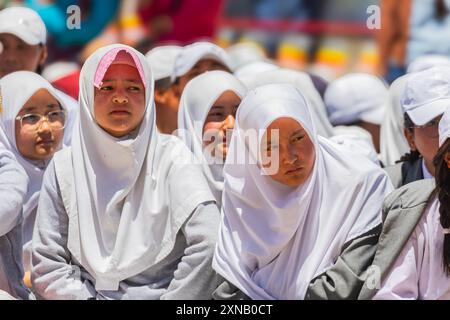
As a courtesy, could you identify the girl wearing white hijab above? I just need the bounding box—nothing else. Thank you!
[177,71,247,206]
[0,71,68,279]
[0,140,33,300]
[212,84,393,300]
[239,68,335,138]
[31,44,221,300]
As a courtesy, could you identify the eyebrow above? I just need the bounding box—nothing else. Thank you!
[292,129,305,136]
[102,79,142,83]
[22,103,61,113]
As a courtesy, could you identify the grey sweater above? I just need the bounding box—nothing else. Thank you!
[0,149,33,300]
[31,159,222,300]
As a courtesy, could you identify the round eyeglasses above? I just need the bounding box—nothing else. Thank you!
[407,118,440,138]
[16,110,67,132]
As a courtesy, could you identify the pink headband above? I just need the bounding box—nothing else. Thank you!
[94,47,147,89]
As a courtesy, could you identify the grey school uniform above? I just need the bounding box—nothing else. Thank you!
[358,179,434,300]
[0,149,34,300]
[384,157,424,189]
[31,148,223,300]
[212,223,383,301]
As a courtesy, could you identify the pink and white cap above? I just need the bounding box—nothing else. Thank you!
[94,47,146,89]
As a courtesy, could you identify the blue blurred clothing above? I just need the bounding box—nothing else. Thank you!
[25,0,119,47]
[407,0,450,65]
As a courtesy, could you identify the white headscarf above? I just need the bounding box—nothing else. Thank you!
[324,73,388,126]
[240,68,334,138]
[379,74,411,166]
[66,44,214,291]
[331,125,380,166]
[177,71,247,206]
[213,84,393,300]
[0,71,69,219]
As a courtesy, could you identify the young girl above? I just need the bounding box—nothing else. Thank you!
[177,70,246,206]
[212,83,393,300]
[0,71,68,280]
[384,67,449,187]
[360,106,450,299]
[239,68,334,138]
[31,44,221,300]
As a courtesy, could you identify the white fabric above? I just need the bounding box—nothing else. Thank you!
[331,125,380,166]
[171,42,232,82]
[226,42,267,70]
[439,106,450,147]
[407,55,450,74]
[42,62,80,83]
[177,70,247,206]
[380,75,411,166]
[0,7,46,45]
[0,71,69,220]
[402,66,450,126]
[374,198,450,300]
[324,73,388,126]
[421,159,434,180]
[213,83,393,300]
[240,68,334,138]
[234,61,279,83]
[145,45,182,81]
[67,44,213,291]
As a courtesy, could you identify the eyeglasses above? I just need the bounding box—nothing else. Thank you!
[16,110,67,132]
[407,118,440,138]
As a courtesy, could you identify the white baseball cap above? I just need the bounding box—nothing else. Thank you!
[439,106,450,147]
[407,54,450,74]
[0,7,46,45]
[402,66,450,126]
[324,73,388,126]
[145,45,182,81]
[171,42,232,82]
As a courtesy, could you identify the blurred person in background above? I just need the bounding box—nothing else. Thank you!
[377,0,450,84]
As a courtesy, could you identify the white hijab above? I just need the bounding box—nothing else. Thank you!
[177,70,247,206]
[240,68,334,138]
[66,44,214,291]
[0,71,68,219]
[213,84,393,300]
[379,74,411,166]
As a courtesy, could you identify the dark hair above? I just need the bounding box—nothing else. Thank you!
[396,113,421,163]
[436,0,449,20]
[432,139,450,275]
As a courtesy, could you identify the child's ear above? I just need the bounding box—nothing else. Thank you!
[154,88,167,105]
[403,128,417,151]
[39,45,48,67]
[444,151,450,169]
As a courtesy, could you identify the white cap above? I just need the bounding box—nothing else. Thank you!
[226,42,267,70]
[42,62,80,82]
[407,54,450,74]
[0,7,46,45]
[439,106,450,147]
[402,66,450,126]
[171,42,232,82]
[145,45,182,81]
[324,73,388,126]
[234,60,279,79]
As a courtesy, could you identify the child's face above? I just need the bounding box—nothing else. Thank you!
[94,64,146,138]
[0,33,47,78]
[261,117,316,188]
[203,91,241,161]
[15,89,65,161]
